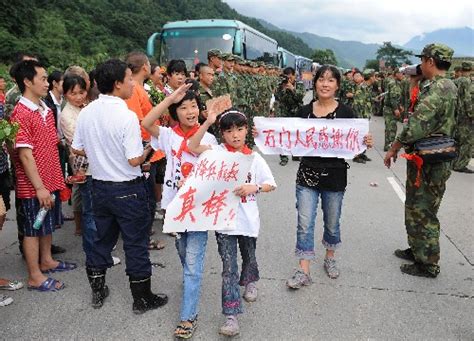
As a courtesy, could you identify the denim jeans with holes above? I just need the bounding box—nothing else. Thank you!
[175,231,208,321]
[295,184,344,260]
[216,232,259,316]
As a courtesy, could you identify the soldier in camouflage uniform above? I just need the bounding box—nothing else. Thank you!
[339,71,355,107]
[400,72,411,122]
[384,43,457,278]
[353,69,376,163]
[274,67,305,165]
[453,66,462,80]
[452,61,473,173]
[382,70,403,151]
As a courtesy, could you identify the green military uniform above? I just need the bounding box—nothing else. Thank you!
[383,77,402,150]
[452,62,473,172]
[339,77,355,107]
[352,81,372,119]
[396,44,457,277]
[4,85,21,119]
[400,77,411,120]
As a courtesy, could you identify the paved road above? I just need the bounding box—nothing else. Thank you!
[1,114,473,340]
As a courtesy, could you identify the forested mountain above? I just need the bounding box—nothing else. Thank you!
[0,0,313,68]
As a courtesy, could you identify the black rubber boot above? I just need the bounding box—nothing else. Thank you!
[400,263,439,278]
[86,268,109,309]
[394,248,415,261]
[129,276,168,314]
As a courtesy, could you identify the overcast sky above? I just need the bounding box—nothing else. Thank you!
[224,0,474,44]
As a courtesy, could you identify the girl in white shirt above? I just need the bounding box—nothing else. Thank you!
[188,109,276,337]
[142,83,217,339]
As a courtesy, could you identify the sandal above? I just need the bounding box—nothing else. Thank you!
[148,239,165,250]
[42,261,78,274]
[174,319,198,339]
[27,277,65,292]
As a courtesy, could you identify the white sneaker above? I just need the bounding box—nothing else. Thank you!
[0,294,13,307]
[112,256,121,266]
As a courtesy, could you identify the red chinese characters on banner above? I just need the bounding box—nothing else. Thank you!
[345,128,360,152]
[194,158,239,182]
[173,186,197,223]
[201,189,229,225]
[262,126,361,152]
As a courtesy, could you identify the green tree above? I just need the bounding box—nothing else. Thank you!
[364,59,380,71]
[376,42,412,68]
[311,49,338,66]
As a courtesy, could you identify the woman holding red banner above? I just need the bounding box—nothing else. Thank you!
[286,65,373,288]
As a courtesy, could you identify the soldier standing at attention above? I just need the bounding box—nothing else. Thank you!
[198,65,215,110]
[452,61,473,173]
[383,70,403,151]
[207,49,223,74]
[384,43,457,278]
[453,66,462,80]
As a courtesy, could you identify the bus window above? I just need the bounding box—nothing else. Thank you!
[244,30,278,64]
[161,27,236,67]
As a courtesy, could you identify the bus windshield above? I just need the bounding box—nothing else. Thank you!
[160,27,236,67]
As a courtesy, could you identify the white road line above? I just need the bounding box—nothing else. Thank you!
[387,177,406,203]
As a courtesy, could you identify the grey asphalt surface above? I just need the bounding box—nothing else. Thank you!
[1,107,473,340]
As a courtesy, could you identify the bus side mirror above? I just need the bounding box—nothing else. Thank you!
[146,31,162,58]
[233,30,242,55]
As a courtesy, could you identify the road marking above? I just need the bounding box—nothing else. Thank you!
[387,177,405,203]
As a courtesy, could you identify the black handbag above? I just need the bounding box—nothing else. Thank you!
[414,135,457,163]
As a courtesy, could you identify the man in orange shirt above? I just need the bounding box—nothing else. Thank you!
[125,52,165,250]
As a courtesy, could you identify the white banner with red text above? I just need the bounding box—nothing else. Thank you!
[163,149,253,233]
[254,117,369,159]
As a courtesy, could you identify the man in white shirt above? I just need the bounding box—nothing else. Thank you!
[72,59,167,313]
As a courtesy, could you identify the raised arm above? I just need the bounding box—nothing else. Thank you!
[188,109,218,155]
[142,83,192,137]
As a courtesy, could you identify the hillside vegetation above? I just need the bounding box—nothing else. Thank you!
[0,0,313,69]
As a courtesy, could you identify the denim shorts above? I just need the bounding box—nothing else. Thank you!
[21,191,60,237]
[295,184,344,259]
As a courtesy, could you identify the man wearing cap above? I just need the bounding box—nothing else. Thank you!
[453,66,462,79]
[452,61,473,173]
[384,43,458,278]
[207,49,223,73]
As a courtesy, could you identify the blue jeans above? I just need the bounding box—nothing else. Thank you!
[79,176,96,260]
[295,184,344,260]
[145,163,157,231]
[216,233,259,316]
[175,231,208,321]
[87,178,151,278]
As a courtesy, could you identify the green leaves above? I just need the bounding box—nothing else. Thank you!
[0,120,19,143]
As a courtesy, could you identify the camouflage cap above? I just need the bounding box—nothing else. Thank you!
[453,66,462,72]
[222,53,236,61]
[362,68,375,77]
[415,43,454,63]
[461,61,472,71]
[207,49,223,59]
